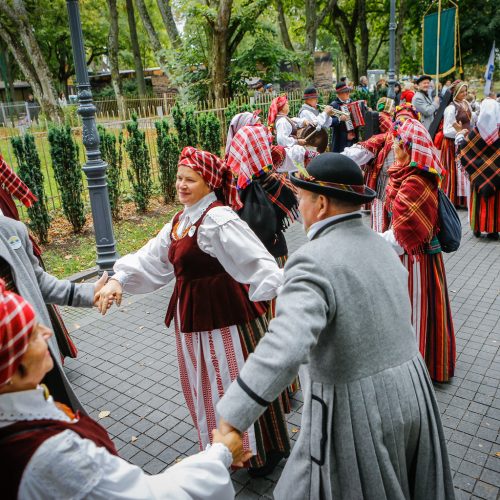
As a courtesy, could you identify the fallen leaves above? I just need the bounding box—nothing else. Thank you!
[291,428,299,434]
[131,436,138,443]
[98,410,111,419]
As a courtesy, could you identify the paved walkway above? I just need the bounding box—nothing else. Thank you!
[61,211,500,499]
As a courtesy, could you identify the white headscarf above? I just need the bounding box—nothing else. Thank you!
[225,111,261,156]
[477,98,500,145]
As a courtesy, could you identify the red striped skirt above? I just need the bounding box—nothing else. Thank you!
[441,137,468,208]
[175,311,290,468]
[469,188,500,234]
[402,252,456,382]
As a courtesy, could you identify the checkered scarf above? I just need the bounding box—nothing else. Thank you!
[267,95,288,130]
[226,125,273,190]
[0,155,37,208]
[379,112,393,133]
[0,280,36,386]
[225,111,261,156]
[178,146,242,211]
[359,132,394,190]
[392,118,445,178]
[385,161,439,255]
[459,129,500,198]
[270,145,286,170]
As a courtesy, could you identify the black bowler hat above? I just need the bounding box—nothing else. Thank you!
[290,153,376,203]
[303,86,319,99]
[335,81,351,94]
[416,75,432,84]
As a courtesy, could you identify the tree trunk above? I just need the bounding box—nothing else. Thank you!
[210,0,233,100]
[357,0,369,80]
[126,0,147,97]
[275,0,294,51]
[0,0,61,121]
[156,0,181,48]
[106,0,125,119]
[331,4,359,84]
[134,0,169,72]
[395,0,408,79]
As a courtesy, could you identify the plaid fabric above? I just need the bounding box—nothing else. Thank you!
[459,129,500,197]
[385,162,439,255]
[270,145,286,170]
[178,146,242,210]
[392,103,421,122]
[225,111,261,156]
[267,95,287,130]
[0,155,37,208]
[379,112,393,133]
[226,125,273,190]
[392,118,445,178]
[260,172,299,230]
[0,280,36,386]
[359,132,394,191]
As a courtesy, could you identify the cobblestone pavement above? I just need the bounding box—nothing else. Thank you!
[61,211,500,499]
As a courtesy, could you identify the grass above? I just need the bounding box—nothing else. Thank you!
[40,196,181,278]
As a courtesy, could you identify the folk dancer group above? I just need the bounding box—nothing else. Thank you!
[3,87,499,499]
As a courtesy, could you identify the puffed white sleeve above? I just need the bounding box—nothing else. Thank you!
[112,222,175,294]
[379,229,405,256]
[197,206,283,301]
[316,111,332,128]
[20,430,234,500]
[342,144,374,166]
[276,119,298,147]
[443,105,457,138]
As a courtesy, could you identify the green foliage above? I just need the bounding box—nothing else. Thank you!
[197,112,222,155]
[47,125,86,233]
[172,102,198,149]
[125,114,153,212]
[11,134,51,243]
[155,119,180,203]
[98,126,123,220]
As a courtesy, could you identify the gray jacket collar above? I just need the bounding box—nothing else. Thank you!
[309,212,362,240]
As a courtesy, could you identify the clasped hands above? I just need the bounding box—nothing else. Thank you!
[214,418,253,466]
[93,273,123,315]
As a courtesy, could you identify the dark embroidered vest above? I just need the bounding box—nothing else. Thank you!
[0,415,118,500]
[452,102,472,131]
[165,201,267,332]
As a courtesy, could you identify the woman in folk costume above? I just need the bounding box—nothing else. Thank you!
[343,102,419,232]
[0,283,249,500]
[97,146,291,476]
[381,118,456,382]
[226,124,299,266]
[268,94,317,167]
[457,98,500,240]
[441,80,477,208]
[0,155,78,361]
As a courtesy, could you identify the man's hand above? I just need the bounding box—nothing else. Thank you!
[95,278,123,314]
[93,271,108,297]
[213,428,253,466]
[340,114,349,122]
[297,138,307,146]
[323,105,334,116]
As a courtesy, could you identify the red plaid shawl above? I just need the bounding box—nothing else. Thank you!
[178,147,242,210]
[0,155,37,208]
[379,112,393,133]
[360,132,394,190]
[459,128,500,197]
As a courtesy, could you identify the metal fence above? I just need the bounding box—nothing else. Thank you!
[2,89,331,219]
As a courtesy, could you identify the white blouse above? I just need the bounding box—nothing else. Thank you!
[342,144,375,167]
[1,387,234,500]
[112,192,283,301]
[443,102,477,139]
[275,116,305,147]
[298,105,333,129]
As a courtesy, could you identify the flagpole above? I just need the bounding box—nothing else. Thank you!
[435,0,442,91]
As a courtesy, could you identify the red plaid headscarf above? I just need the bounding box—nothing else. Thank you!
[392,118,445,178]
[225,111,261,156]
[267,95,288,130]
[0,155,37,208]
[270,145,286,170]
[0,280,36,386]
[178,147,242,210]
[226,125,273,190]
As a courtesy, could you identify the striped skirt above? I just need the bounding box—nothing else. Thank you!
[402,252,456,382]
[441,138,468,208]
[175,312,290,468]
[469,188,500,234]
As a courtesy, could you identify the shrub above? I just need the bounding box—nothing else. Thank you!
[197,112,222,155]
[11,133,51,243]
[172,101,198,149]
[47,125,86,233]
[155,119,180,204]
[98,125,123,220]
[125,114,152,212]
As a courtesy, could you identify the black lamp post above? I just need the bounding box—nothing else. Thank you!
[66,0,119,273]
[387,0,396,99]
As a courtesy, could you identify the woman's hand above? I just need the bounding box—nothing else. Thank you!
[212,429,253,466]
[452,120,463,132]
[95,279,123,315]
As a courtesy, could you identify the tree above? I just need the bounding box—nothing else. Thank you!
[125,0,147,97]
[156,0,181,48]
[275,0,294,52]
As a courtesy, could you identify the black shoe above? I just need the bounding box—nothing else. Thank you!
[248,451,288,478]
[473,230,481,238]
[486,232,499,241]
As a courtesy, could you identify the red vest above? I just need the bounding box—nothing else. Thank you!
[0,415,118,500]
[165,201,267,332]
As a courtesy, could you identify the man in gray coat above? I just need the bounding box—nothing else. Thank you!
[412,74,440,129]
[0,216,107,409]
[217,154,454,499]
